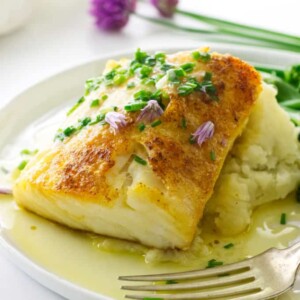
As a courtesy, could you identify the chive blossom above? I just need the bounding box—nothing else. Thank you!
[133,154,147,165]
[280,213,287,225]
[105,112,127,134]
[137,100,164,123]
[192,121,215,146]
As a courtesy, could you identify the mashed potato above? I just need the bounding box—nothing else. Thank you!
[205,83,300,235]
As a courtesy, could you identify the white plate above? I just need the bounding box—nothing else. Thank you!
[0,45,300,300]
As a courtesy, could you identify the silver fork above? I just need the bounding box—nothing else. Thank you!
[119,242,300,299]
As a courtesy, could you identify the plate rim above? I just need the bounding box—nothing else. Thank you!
[1,43,300,300]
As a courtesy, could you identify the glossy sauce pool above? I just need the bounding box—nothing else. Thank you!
[0,194,300,299]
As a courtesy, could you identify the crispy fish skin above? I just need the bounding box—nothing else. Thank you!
[13,49,262,249]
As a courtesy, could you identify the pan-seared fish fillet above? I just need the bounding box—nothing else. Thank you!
[13,48,261,249]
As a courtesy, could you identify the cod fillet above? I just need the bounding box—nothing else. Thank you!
[13,48,261,249]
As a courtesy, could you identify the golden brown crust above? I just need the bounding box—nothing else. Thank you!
[15,49,262,237]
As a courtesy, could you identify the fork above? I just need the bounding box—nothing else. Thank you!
[119,242,300,300]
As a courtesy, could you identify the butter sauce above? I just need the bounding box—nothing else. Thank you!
[0,194,300,299]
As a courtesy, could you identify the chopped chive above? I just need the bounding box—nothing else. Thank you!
[178,79,198,96]
[181,118,187,129]
[63,126,77,137]
[90,99,100,107]
[206,259,223,268]
[113,74,127,85]
[79,117,92,128]
[137,65,153,79]
[192,51,211,62]
[160,63,174,72]
[189,135,196,144]
[102,95,108,100]
[210,150,216,161]
[181,62,196,73]
[151,120,162,127]
[138,123,146,132]
[20,149,38,155]
[133,155,147,166]
[90,113,105,125]
[166,280,178,284]
[298,133,300,142]
[134,90,153,101]
[124,102,148,112]
[280,213,287,225]
[224,243,234,249]
[18,160,28,171]
[154,52,166,63]
[127,82,136,89]
[297,186,300,203]
[67,97,85,116]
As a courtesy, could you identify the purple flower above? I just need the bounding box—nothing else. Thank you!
[105,111,127,133]
[0,187,12,195]
[90,0,136,31]
[192,121,215,146]
[137,100,164,123]
[150,0,179,17]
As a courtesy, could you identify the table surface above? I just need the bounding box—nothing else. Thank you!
[0,0,299,299]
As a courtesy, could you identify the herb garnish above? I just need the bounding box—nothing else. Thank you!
[18,160,28,171]
[192,51,211,62]
[280,213,287,225]
[127,82,136,89]
[133,154,147,165]
[90,99,100,107]
[181,118,187,129]
[206,259,223,268]
[166,280,178,284]
[124,101,148,112]
[210,150,216,161]
[181,62,196,73]
[224,243,234,249]
[297,186,300,203]
[67,97,85,116]
[20,149,38,155]
[138,123,146,132]
[151,120,162,127]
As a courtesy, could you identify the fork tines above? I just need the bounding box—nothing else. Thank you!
[119,259,265,299]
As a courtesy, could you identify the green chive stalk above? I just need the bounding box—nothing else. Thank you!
[134,9,300,53]
[176,9,300,51]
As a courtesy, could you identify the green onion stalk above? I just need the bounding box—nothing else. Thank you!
[134,7,300,53]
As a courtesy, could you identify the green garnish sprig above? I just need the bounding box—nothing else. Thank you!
[206,259,224,268]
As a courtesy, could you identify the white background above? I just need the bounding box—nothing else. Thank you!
[0,0,299,299]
